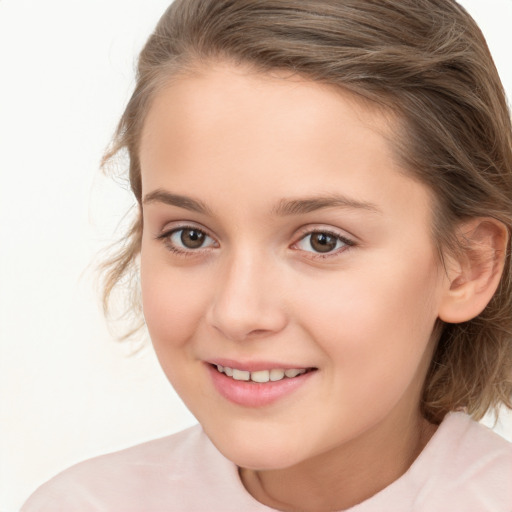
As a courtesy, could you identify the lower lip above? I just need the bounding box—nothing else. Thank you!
[207,364,315,407]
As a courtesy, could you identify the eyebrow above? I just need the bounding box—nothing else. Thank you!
[273,194,381,216]
[143,189,212,215]
[142,189,381,217]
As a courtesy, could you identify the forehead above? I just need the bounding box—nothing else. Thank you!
[140,62,398,167]
[139,62,431,224]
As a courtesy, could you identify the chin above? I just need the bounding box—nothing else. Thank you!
[221,444,301,471]
[203,423,310,470]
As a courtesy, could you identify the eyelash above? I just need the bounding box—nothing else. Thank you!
[292,229,355,259]
[156,225,217,258]
[155,225,356,260]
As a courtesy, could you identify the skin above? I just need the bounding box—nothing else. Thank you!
[138,62,448,511]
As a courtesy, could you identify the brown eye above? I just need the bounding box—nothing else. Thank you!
[180,228,206,249]
[162,227,217,252]
[295,230,352,256]
[310,233,338,253]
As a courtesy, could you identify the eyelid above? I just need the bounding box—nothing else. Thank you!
[156,220,215,238]
[291,225,356,258]
[155,222,219,255]
[293,224,356,242]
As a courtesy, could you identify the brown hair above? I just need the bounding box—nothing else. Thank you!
[101,0,512,423]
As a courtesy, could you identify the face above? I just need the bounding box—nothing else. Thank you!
[139,63,448,470]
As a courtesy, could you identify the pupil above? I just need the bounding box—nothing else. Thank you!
[181,229,205,249]
[311,233,337,253]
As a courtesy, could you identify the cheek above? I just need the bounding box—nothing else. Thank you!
[140,255,209,350]
[294,253,441,382]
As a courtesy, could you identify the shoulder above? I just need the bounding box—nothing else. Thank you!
[423,411,512,473]
[411,412,512,512]
[21,424,258,512]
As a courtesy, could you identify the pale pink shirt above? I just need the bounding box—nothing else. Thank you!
[22,412,512,511]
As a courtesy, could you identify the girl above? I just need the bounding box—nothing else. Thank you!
[22,0,512,510]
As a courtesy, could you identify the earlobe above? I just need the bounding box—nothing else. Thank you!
[438,218,508,324]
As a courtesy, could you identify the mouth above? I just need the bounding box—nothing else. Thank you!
[212,364,315,383]
[207,362,318,407]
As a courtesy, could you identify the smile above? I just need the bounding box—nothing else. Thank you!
[215,364,308,383]
[208,362,317,407]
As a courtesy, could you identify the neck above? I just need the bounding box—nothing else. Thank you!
[240,410,437,512]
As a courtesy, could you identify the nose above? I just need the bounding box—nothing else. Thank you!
[206,249,288,342]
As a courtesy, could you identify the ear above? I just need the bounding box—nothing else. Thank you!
[439,218,509,324]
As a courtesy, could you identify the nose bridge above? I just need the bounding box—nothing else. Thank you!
[207,244,287,341]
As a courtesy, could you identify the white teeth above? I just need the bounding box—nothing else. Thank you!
[251,370,270,383]
[269,369,285,381]
[232,369,250,381]
[215,365,308,382]
[284,369,306,378]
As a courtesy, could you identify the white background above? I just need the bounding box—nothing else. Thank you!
[0,1,511,511]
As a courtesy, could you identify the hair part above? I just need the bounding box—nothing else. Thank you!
[100,0,512,423]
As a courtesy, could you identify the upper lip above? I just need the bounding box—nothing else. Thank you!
[207,358,315,372]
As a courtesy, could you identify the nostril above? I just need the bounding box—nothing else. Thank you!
[248,329,270,336]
